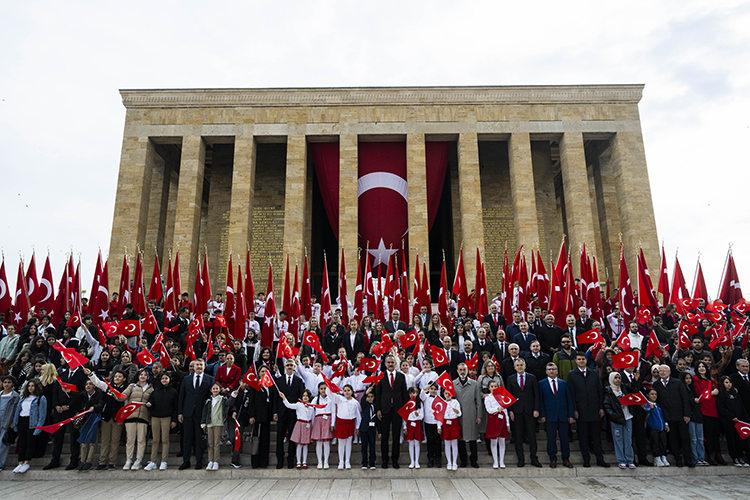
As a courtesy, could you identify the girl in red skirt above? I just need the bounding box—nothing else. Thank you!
[311,382,333,469]
[405,387,425,469]
[329,385,362,469]
[484,380,511,469]
[280,390,314,469]
[438,389,462,470]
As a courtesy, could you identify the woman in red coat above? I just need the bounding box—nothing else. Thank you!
[215,353,241,395]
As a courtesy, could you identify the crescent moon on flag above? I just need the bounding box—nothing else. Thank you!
[0,279,5,300]
[357,172,408,201]
[125,323,136,333]
[625,354,634,364]
[40,278,53,303]
[27,279,35,298]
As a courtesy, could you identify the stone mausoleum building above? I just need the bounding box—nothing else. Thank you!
[109,85,658,297]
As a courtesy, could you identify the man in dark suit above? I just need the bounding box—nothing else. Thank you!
[178,358,214,469]
[621,366,651,466]
[500,343,522,381]
[343,319,366,360]
[564,314,582,351]
[44,361,88,470]
[384,309,407,334]
[375,354,409,468]
[521,340,551,381]
[575,306,595,332]
[482,303,507,339]
[273,358,305,469]
[473,327,496,372]
[512,321,537,354]
[537,314,563,356]
[507,358,540,467]
[167,307,190,344]
[505,311,524,339]
[434,336,465,380]
[730,359,750,416]
[654,364,693,467]
[538,363,574,468]
[567,352,610,467]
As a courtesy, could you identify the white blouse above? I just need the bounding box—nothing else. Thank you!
[282,400,315,421]
[329,392,362,428]
[438,398,462,428]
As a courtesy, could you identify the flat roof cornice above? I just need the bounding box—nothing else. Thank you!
[120,85,644,108]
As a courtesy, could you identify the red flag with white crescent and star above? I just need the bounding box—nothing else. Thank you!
[432,395,447,424]
[224,255,235,336]
[492,385,518,408]
[115,402,145,424]
[53,341,89,369]
[435,370,455,397]
[0,257,11,318]
[612,350,640,369]
[301,255,311,320]
[619,392,648,406]
[117,320,140,337]
[92,260,109,327]
[13,261,30,330]
[735,420,750,439]
[359,357,380,373]
[397,398,417,421]
[148,254,163,304]
[261,263,276,348]
[430,345,449,367]
[26,252,39,309]
[319,257,331,333]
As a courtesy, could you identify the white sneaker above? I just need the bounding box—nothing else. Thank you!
[409,463,414,469]
[324,462,329,469]
[213,462,219,470]
[144,461,157,471]
[317,462,323,469]
[493,463,499,469]
[447,464,452,470]
[415,463,420,469]
[206,462,214,470]
[131,459,143,470]
[338,463,344,470]
[19,463,30,473]
[122,459,133,470]
[345,463,351,469]
[653,456,662,467]
[662,456,670,467]
[500,463,506,469]
[159,462,168,470]
[12,464,23,473]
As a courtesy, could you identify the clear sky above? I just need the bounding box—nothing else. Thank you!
[1,0,748,299]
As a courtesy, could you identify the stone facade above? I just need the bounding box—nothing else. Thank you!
[109,85,659,301]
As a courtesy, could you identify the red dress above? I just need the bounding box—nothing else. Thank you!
[441,418,461,440]
[485,410,509,439]
[405,419,424,441]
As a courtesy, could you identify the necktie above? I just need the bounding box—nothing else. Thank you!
[390,372,394,389]
[288,376,292,386]
[195,375,200,390]
[494,314,497,324]
[745,376,749,386]
[552,379,557,396]
[519,374,524,391]
[663,379,667,387]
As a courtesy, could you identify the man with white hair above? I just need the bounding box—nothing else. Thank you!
[653,365,692,467]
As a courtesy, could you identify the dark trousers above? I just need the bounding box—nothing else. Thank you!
[511,413,537,462]
[720,417,749,460]
[276,412,297,466]
[576,419,604,462]
[458,439,478,466]
[182,415,204,464]
[630,406,649,461]
[231,422,243,465]
[544,420,570,462]
[703,416,722,456]
[667,419,692,464]
[648,427,667,456]
[361,428,377,466]
[250,422,271,468]
[380,412,402,465]
[424,423,441,463]
[51,419,80,464]
[17,417,36,462]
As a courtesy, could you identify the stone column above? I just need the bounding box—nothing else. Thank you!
[339,134,359,285]
[283,135,308,296]
[531,141,558,260]
[508,133,541,261]
[610,129,659,277]
[457,132,485,258]
[109,136,156,292]
[143,150,171,280]
[204,145,234,291]
[406,134,429,283]
[592,147,623,276]
[173,136,206,295]
[227,135,257,268]
[559,132,597,276]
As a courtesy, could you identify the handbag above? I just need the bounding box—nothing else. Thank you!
[72,413,88,430]
[2,428,17,445]
[246,424,260,455]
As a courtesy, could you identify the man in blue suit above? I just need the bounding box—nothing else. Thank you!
[512,321,537,354]
[538,362,574,468]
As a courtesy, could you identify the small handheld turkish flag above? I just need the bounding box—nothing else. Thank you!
[612,351,640,369]
[36,410,91,434]
[397,398,417,421]
[735,420,750,439]
[260,370,275,389]
[141,310,158,334]
[645,331,661,358]
[399,330,419,349]
[241,369,262,391]
[616,332,631,351]
[435,370,455,397]
[706,301,728,313]
[164,324,179,333]
[363,372,384,384]
[115,402,145,423]
[117,320,140,337]
[359,357,380,373]
[56,377,78,392]
[430,345,449,367]
[214,315,227,328]
[734,298,750,315]
[465,352,478,371]
[372,334,393,357]
[492,385,518,408]
[234,418,242,452]
[52,341,88,370]
[66,312,82,328]
[333,360,348,378]
[103,378,126,399]
[619,392,647,406]
[432,395,447,424]
[302,332,329,363]
[697,387,712,401]
[576,330,603,345]
[136,349,156,366]
[321,373,342,394]
[189,315,204,333]
[636,308,652,325]
[102,321,119,338]
[709,330,733,350]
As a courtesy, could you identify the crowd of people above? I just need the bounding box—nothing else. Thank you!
[0,288,749,476]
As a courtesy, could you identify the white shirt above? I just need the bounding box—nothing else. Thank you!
[485,393,509,415]
[20,396,36,417]
[420,391,439,424]
[282,400,315,421]
[298,366,325,396]
[438,398,462,428]
[547,377,559,393]
[255,299,265,318]
[607,312,625,337]
[312,395,333,416]
[414,371,438,390]
[329,392,362,427]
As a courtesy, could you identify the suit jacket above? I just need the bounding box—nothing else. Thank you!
[374,370,409,415]
[537,324,563,354]
[482,313,507,337]
[322,330,342,357]
[494,341,510,361]
[178,372,215,418]
[567,367,603,422]
[521,351,551,381]
[730,372,750,416]
[575,318,595,332]
[273,373,304,418]
[538,377,574,422]
[653,377,691,421]
[342,332,366,360]
[384,320,407,334]
[512,332,538,353]
[434,349,465,380]
[506,372,540,415]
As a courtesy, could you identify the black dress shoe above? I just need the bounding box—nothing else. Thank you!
[471,462,480,468]
[583,460,591,467]
[195,462,203,470]
[639,459,653,466]
[276,462,284,469]
[531,459,542,468]
[108,464,115,470]
[382,463,389,469]
[95,464,107,471]
[179,462,191,470]
[392,462,400,469]
[596,460,610,468]
[66,462,79,470]
[517,461,525,468]
[459,462,467,468]
[427,461,434,468]
[287,463,294,469]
